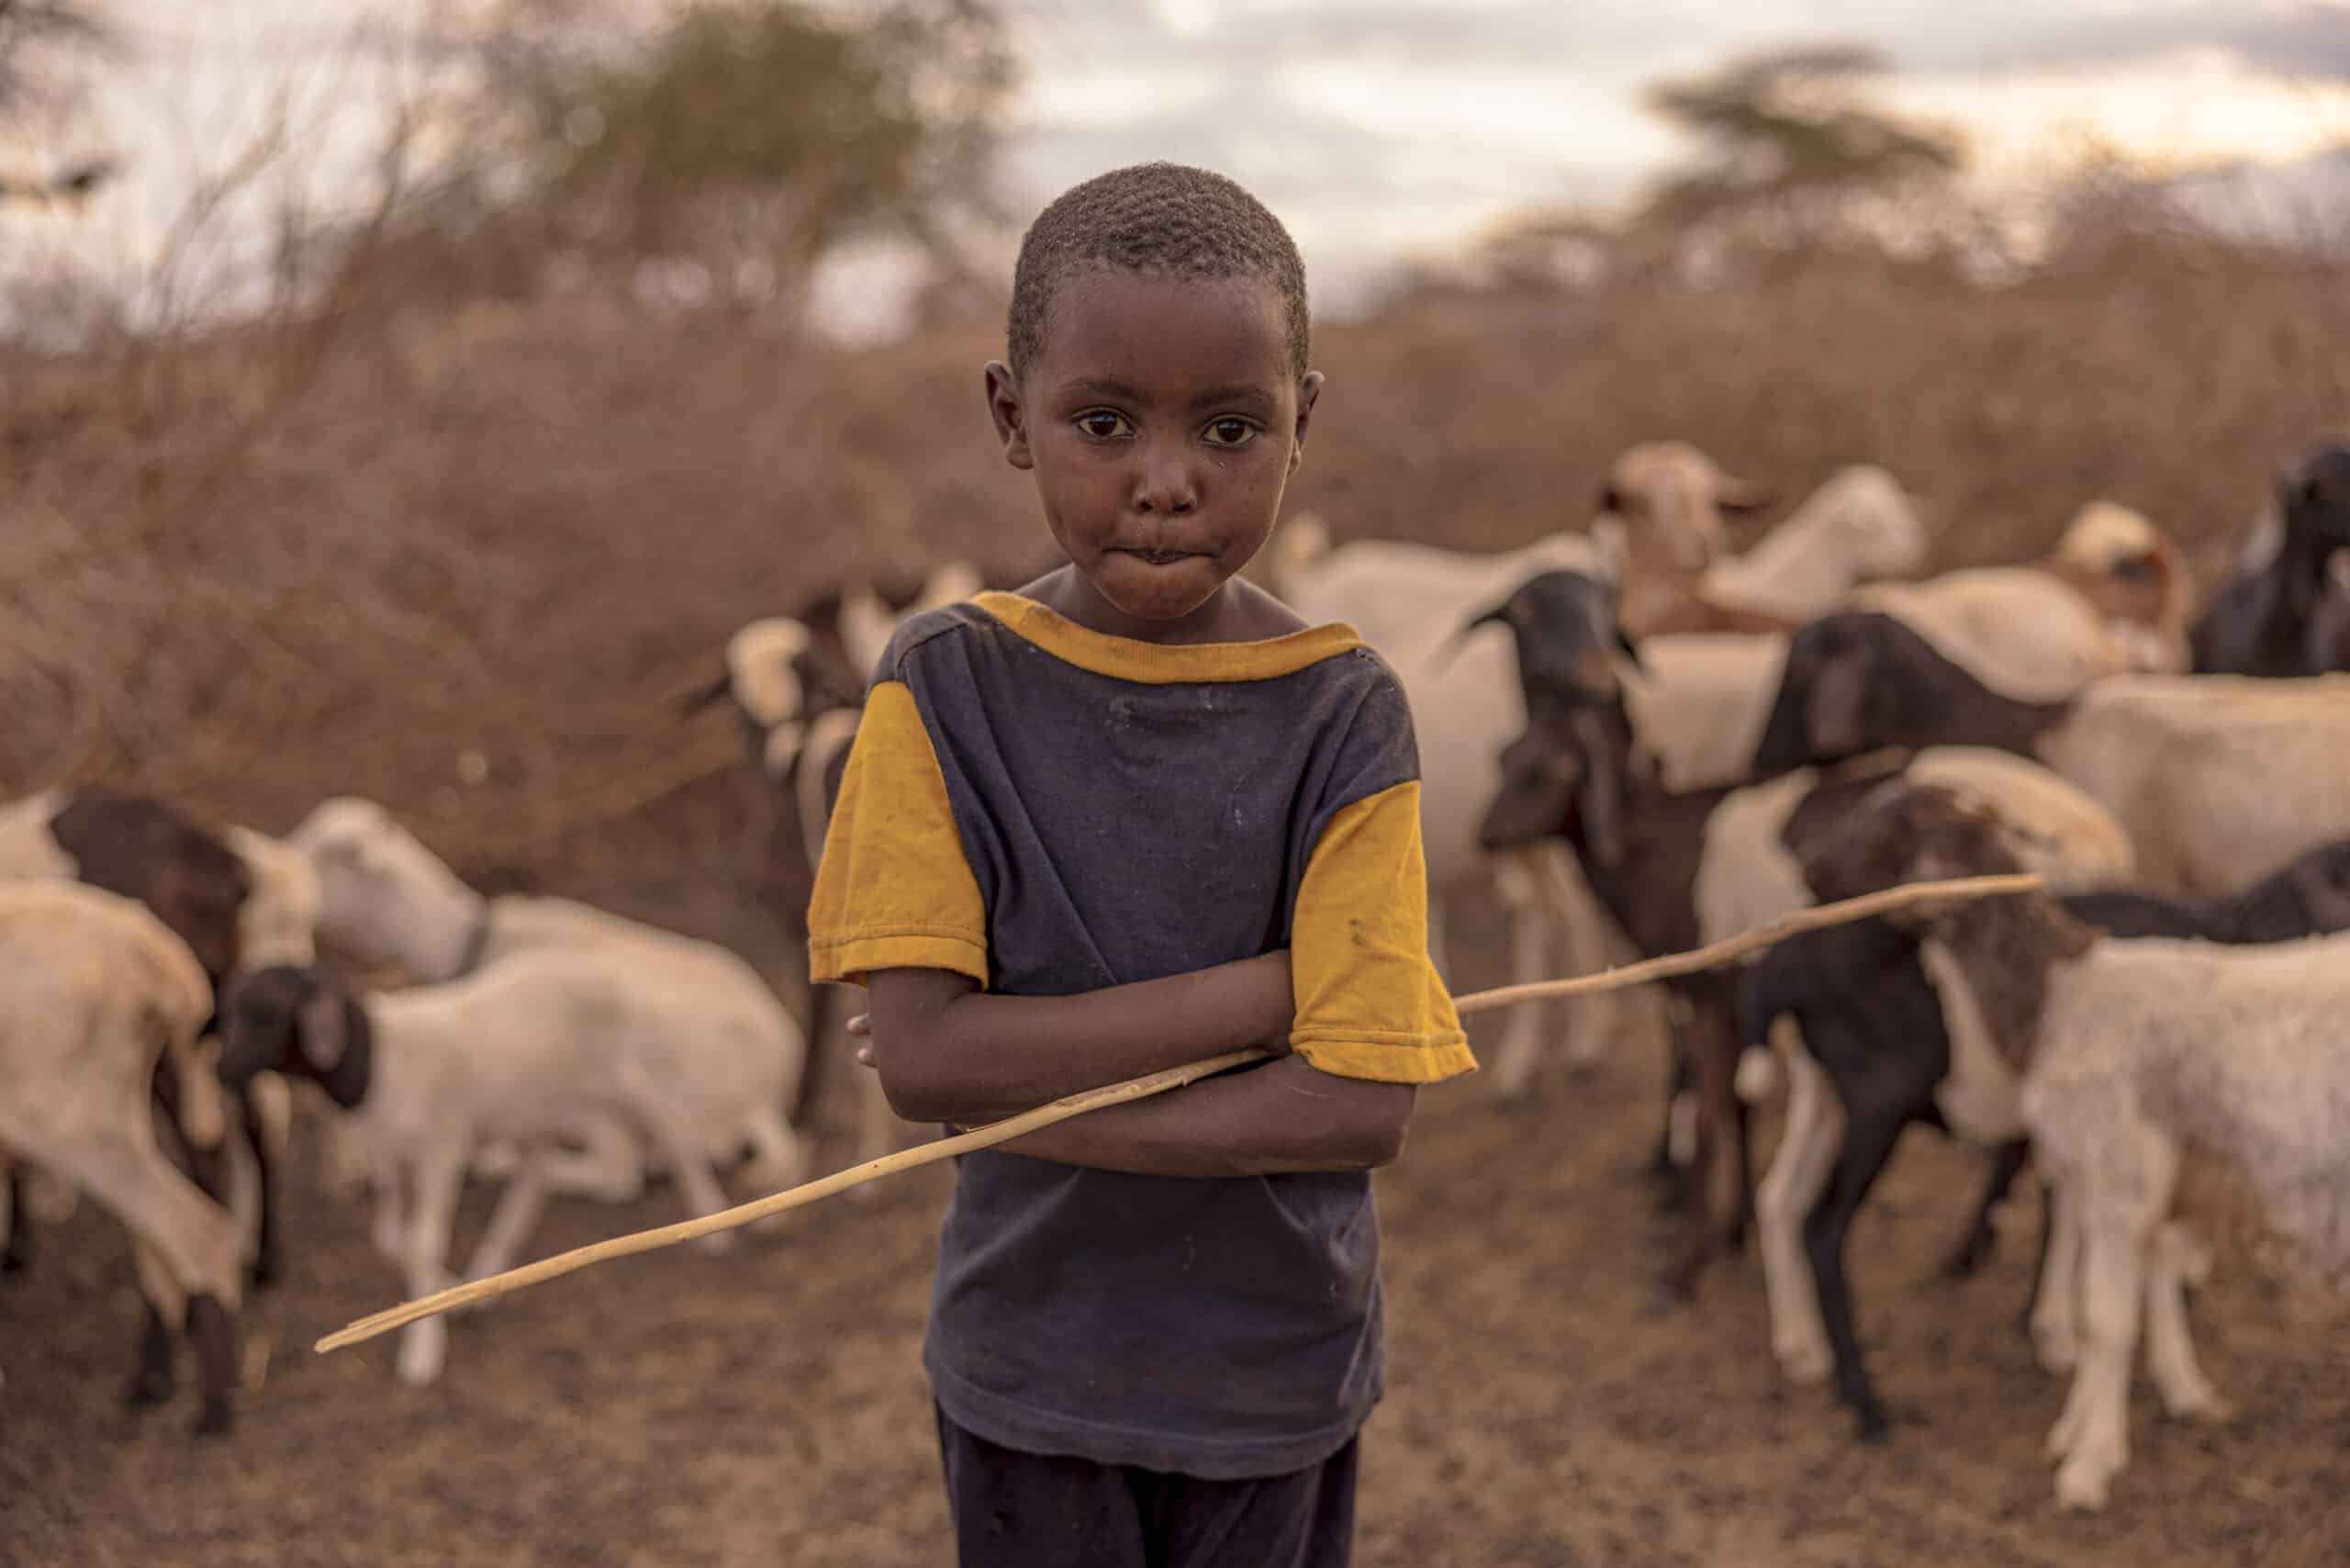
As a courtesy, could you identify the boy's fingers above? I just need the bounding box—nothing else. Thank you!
[845,1012,871,1036]
[856,1044,877,1069]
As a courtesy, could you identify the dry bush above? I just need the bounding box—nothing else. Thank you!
[2,208,2345,911]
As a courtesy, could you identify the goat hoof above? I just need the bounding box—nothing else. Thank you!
[1776,1341,1834,1387]
[249,1256,279,1293]
[2167,1386,2237,1426]
[125,1370,174,1410]
[1854,1406,1892,1445]
[192,1404,233,1439]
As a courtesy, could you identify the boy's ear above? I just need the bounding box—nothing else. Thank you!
[1289,370,1324,475]
[983,361,1034,472]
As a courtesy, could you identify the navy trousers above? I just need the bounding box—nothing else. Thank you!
[934,1406,1359,1568]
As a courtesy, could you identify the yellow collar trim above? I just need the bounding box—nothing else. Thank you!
[970,591,1365,684]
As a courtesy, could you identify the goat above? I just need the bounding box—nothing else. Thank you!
[1479,490,2169,1106]
[0,882,242,1434]
[1751,610,2350,896]
[1699,465,1927,622]
[1846,501,2193,701]
[218,954,801,1386]
[285,794,808,1247]
[1469,570,2135,1306]
[0,792,317,1291]
[2191,442,2350,677]
[1805,784,2350,1511]
[1741,829,2350,1442]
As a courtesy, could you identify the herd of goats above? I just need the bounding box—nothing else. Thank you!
[1,436,2346,1518]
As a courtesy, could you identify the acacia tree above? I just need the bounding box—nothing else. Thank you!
[1633,44,1967,262]
[350,0,1014,320]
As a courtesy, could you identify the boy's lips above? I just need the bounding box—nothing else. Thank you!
[1113,546,1209,566]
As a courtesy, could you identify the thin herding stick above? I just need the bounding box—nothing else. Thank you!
[314,869,2041,1354]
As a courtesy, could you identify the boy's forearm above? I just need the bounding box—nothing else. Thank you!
[980,1056,1416,1177]
[867,955,1295,1126]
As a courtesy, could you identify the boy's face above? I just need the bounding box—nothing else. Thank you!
[986,267,1320,631]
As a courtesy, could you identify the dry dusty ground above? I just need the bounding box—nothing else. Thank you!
[5,902,2348,1568]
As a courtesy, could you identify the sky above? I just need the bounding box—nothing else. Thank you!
[5,0,2350,331]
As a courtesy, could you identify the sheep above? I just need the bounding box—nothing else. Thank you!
[1845,500,2193,701]
[0,793,316,1290]
[1699,464,1928,622]
[1468,569,2137,1306]
[0,881,243,1435]
[2191,442,2350,677]
[1489,490,2170,1103]
[1802,784,2350,1511]
[1751,610,2350,897]
[216,953,802,1387]
[1741,829,2350,1441]
[285,793,808,1237]
[0,791,254,1316]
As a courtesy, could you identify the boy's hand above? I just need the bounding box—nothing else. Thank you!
[846,1011,875,1069]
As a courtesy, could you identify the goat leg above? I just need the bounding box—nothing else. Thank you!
[186,1294,236,1438]
[1806,1110,1911,1443]
[125,1301,176,1410]
[1943,1138,2030,1279]
[2,1175,30,1273]
[236,1082,280,1291]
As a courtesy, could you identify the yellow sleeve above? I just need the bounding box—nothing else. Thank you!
[806,680,990,990]
[1289,780,1476,1083]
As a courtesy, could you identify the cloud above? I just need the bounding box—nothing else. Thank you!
[1958,3,2350,80]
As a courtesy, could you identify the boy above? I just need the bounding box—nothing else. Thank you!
[807,161,1475,1568]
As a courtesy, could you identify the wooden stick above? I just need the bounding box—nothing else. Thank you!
[314,1047,1270,1354]
[312,869,2040,1355]
[1451,871,2044,1015]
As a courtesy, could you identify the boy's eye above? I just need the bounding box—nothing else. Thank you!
[1203,418,1259,448]
[1074,410,1132,441]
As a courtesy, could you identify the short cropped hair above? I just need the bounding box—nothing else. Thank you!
[1007,162,1311,382]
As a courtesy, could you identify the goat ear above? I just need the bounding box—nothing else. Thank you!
[1479,738,1580,852]
[296,983,349,1073]
[1595,481,1623,516]
[1806,649,1872,759]
[1431,598,1516,678]
[1614,625,1646,674]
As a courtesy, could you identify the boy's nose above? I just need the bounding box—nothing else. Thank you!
[1131,451,1198,515]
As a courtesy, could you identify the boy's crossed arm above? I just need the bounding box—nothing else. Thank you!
[859,958,1415,1177]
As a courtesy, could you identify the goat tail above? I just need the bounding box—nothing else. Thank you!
[1265,511,1331,601]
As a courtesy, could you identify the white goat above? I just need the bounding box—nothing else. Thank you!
[285,795,807,1238]
[1849,501,2193,700]
[0,793,315,1288]
[0,881,243,1434]
[1700,465,1927,622]
[218,952,802,1386]
[1830,790,2350,1511]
